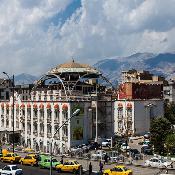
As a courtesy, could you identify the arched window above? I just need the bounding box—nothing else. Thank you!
[47,124,52,134]
[33,122,37,132]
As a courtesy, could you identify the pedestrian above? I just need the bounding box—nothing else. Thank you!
[99,160,103,173]
[89,162,92,175]
[104,154,108,164]
[60,156,63,164]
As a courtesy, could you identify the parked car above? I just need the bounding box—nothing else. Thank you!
[141,146,153,155]
[144,132,150,139]
[142,140,151,147]
[102,139,111,147]
[87,142,100,150]
[145,157,173,168]
[55,160,82,173]
[1,153,21,163]
[20,154,38,166]
[39,157,60,169]
[120,143,130,152]
[0,165,23,175]
[91,150,106,160]
[129,149,142,160]
[103,165,133,175]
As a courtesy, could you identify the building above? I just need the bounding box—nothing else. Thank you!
[163,79,175,103]
[118,82,163,100]
[115,69,164,136]
[121,69,164,84]
[14,84,34,101]
[0,60,114,153]
[114,99,164,136]
[0,79,12,100]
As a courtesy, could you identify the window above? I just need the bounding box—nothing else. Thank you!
[3,166,11,171]
[118,108,123,118]
[12,165,18,170]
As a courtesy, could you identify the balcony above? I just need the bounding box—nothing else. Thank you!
[47,118,51,123]
[47,133,52,138]
[127,116,132,121]
[54,119,59,124]
[33,116,37,121]
[47,90,53,95]
[40,118,44,122]
[62,136,68,142]
[33,131,38,136]
[54,134,60,140]
[40,132,44,137]
[27,130,31,135]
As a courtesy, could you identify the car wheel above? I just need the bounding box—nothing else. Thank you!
[10,160,13,163]
[73,169,77,173]
[31,163,34,166]
[39,165,43,169]
[57,168,61,173]
[21,161,23,165]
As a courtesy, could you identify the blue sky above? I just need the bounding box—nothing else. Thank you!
[0,0,175,75]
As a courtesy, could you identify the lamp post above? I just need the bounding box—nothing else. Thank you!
[49,108,80,175]
[95,84,98,142]
[3,72,15,153]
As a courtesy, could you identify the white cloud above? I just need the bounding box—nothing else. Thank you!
[0,0,175,76]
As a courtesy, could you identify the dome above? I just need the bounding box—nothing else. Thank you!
[48,59,99,74]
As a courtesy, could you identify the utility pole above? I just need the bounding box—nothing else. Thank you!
[3,72,15,153]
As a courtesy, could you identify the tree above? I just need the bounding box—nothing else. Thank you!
[165,133,175,155]
[150,117,172,155]
[164,102,175,124]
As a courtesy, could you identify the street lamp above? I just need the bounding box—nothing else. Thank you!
[49,108,80,175]
[3,72,15,153]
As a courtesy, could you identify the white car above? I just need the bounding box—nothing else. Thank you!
[91,150,106,160]
[0,165,23,175]
[102,139,111,147]
[120,143,130,151]
[145,157,173,168]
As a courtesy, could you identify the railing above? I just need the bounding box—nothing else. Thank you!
[40,117,44,122]
[47,118,51,123]
[33,131,38,136]
[54,119,59,124]
[33,116,37,121]
[47,133,52,138]
[40,132,44,137]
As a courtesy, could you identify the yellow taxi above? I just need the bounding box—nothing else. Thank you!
[20,154,38,166]
[1,153,21,163]
[55,160,82,173]
[103,165,133,175]
[23,148,35,153]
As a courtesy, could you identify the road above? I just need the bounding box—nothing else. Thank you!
[1,161,175,175]
[0,162,95,175]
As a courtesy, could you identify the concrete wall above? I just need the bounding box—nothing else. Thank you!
[134,99,164,135]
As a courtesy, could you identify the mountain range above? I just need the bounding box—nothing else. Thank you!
[94,52,175,85]
[14,52,175,86]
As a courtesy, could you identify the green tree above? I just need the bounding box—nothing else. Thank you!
[150,117,172,155]
[164,102,175,124]
[165,133,175,155]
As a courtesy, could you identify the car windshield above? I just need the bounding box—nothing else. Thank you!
[132,149,139,153]
[12,165,18,170]
[122,167,128,171]
[52,159,58,162]
[74,161,79,164]
[160,159,166,163]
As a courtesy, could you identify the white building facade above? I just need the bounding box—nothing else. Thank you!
[114,99,164,135]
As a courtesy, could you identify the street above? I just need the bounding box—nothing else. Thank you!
[1,160,175,175]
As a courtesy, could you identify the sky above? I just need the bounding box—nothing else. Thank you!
[0,0,175,76]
